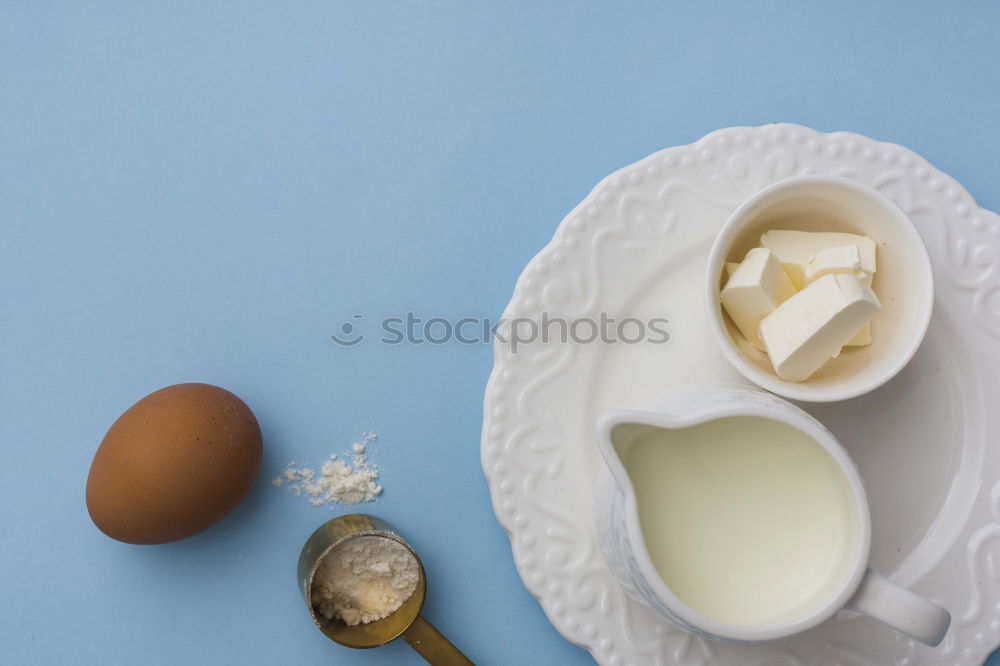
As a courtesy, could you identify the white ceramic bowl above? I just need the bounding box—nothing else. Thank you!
[705,176,934,402]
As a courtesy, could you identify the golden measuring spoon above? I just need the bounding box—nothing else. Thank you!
[298,514,473,665]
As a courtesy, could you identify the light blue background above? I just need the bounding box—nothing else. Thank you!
[2,2,998,664]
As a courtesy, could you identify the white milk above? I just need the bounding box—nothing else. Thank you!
[619,416,860,628]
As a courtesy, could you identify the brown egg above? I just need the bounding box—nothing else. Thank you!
[86,383,263,544]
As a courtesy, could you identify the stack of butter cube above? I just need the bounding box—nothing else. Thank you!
[720,230,881,382]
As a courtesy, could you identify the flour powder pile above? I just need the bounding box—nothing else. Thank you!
[276,432,382,505]
[311,536,420,625]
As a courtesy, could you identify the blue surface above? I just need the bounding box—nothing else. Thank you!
[2,2,999,664]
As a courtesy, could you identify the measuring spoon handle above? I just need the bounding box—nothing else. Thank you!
[402,614,474,665]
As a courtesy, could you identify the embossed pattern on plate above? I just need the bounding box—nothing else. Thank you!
[481,124,1000,666]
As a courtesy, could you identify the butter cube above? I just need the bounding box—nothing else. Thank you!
[720,248,797,351]
[845,324,872,347]
[761,230,877,289]
[803,245,872,347]
[804,245,864,285]
[759,273,881,382]
[725,262,740,278]
[801,244,874,347]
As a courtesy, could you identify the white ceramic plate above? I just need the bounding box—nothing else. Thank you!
[481,124,1000,666]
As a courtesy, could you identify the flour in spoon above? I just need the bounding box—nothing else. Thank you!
[311,536,420,625]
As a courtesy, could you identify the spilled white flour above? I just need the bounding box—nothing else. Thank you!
[276,432,382,505]
[311,535,420,625]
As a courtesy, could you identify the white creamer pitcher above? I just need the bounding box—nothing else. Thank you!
[594,382,950,646]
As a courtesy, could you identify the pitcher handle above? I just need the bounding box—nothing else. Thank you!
[847,569,950,646]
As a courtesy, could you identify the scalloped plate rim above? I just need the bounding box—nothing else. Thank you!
[481,122,1000,665]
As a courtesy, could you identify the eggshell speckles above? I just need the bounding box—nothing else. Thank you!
[86,383,263,544]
